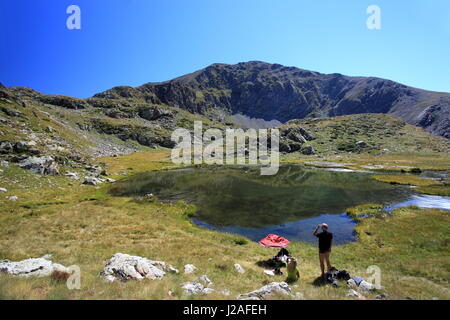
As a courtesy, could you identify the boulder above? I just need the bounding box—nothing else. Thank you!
[184,264,197,274]
[65,172,79,180]
[8,196,18,201]
[0,257,68,278]
[83,176,103,186]
[101,253,178,282]
[237,282,292,300]
[0,141,14,153]
[138,106,173,121]
[0,187,7,192]
[181,275,214,295]
[18,156,59,175]
[301,145,315,155]
[234,263,245,274]
[0,160,8,168]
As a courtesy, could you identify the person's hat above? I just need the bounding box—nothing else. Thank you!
[322,223,329,229]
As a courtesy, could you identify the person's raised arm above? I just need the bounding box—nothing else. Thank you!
[312,224,321,237]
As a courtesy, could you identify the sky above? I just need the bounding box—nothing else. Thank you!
[1,0,449,98]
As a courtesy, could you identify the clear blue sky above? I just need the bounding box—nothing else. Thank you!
[1,0,449,98]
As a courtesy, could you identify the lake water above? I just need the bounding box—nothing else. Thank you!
[110,165,450,245]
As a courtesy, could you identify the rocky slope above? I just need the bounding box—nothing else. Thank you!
[95,61,450,138]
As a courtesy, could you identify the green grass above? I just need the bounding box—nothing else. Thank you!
[372,175,443,187]
[0,151,449,300]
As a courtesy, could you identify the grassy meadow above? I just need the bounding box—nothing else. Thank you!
[0,150,448,300]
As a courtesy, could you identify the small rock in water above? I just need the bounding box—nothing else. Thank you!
[184,264,197,274]
[234,263,245,274]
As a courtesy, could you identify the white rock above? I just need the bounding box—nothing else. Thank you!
[237,282,292,300]
[101,253,177,282]
[234,263,245,274]
[184,264,197,274]
[0,257,68,277]
[181,281,215,295]
[1,160,9,168]
[347,278,357,288]
[65,172,79,180]
[195,275,213,286]
[264,269,275,276]
[0,187,7,192]
[220,289,231,296]
[8,196,18,201]
[347,289,363,298]
[106,178,116,183]
[359,280,375,292]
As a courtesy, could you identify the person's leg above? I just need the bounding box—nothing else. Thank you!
[319,253,325,276]
[324,252,331,272]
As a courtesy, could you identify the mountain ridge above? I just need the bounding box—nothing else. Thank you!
[92,61,450,138]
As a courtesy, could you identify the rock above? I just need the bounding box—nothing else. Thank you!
[106,178,116,183]
[138,106,173,121]
[184,264,197,274]
[358,280,375,292]
[101,253,177,282]
[234,263,245,274]
[8,196,18,201]
[65,172,79,180]
[0,141,14,153]
[0,257,68,278]
[356,141,368,148]
[376,293,389,300]
[264,269,275,276]
[14,141,30,153]
[18,156,59,175]
[1,160,9,168]
[196,275,213,286]
[181,281,215,295]
[0,187,7,192]
[237,282,292,300]
[83,176,103,186]
[301,145,315,155]
[220,289,231,296]
[45,126,54,133]
[347,289,364,299]
[347,278,357,288]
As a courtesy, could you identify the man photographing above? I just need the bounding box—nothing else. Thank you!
[312,223,333,278]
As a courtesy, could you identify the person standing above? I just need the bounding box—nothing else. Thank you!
[312,223,333,278]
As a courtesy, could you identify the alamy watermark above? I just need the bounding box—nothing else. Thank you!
[367,5,381,30]
[171,121,280,175]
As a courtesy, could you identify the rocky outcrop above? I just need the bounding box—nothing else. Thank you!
[0,256,68,278]
[18,156,59,175]
[237,282,292,300]
[101,253,179,282]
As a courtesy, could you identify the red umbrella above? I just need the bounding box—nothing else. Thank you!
[259,234,289,248]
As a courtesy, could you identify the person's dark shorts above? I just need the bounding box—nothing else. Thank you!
[319,249,331,254]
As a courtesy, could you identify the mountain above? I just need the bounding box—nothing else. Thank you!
[95,61,450,138]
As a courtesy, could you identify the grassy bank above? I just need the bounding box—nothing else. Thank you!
[0,151,449,300]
